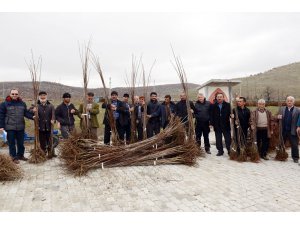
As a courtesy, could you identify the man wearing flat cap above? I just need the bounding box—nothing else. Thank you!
[55,92,78,139]
[37,91,56,157]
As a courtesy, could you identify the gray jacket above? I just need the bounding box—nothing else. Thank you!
[279,106,300,136]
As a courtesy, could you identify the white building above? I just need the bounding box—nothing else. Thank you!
[197,79,241,103]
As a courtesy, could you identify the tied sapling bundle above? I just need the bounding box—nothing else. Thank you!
[91,51,120,145]
[79,41,93,139]
[170,47,203,157]
[275,103,288,161]
[26,52,47,164]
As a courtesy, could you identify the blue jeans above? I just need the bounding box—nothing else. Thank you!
[6,130,25,159]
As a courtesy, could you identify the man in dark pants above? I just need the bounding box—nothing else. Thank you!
[55,92,78,139]
[278,96,300,163]
[194,93,212,154]
[37,91,56,157]
[210,93,231,156]
[135,96,145,141]
[250,99,273,160]
[161,95,176,129]
[102,91,123,145]
[232,97,251,155]
[232,97,250,139]
[174,92,196,131]
[118,93,131,144]
[0,88,34,163]
[146,92,161,138]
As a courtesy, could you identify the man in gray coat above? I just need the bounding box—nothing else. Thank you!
[278,96,300,163]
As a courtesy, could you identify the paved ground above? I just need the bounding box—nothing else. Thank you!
[1,133,300,212]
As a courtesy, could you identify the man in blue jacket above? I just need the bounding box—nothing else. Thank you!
[0,89,34,163]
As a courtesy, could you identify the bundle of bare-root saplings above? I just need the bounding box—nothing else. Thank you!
[60,117,202,176]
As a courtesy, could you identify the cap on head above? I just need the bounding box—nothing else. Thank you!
[39,91,47,96]
[62,92,71,98]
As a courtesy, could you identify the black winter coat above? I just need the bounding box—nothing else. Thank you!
[102,100,123,125]
[232,106,250,135]
[37,100,55,132]
[174,100,196,123]
[55,102,78,126]
[210,101,231,131]
[147,100,161,124]
[0,96,33,131]
[194,99,211,123]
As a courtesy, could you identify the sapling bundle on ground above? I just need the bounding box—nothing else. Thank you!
[26,52,47,164]
[0,154,23,181]
[59,117,200,176]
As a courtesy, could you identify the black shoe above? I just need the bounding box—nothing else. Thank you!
[13,158,20,164]
[18,156,28,161]
[205,147,211,154]
[262,156,269,160]
[293,159,299,163]
[216,152,224,156]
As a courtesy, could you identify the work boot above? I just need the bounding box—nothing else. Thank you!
[216,152,223,156]
[18,156,28,161]
[205,147,211,154]
[13,158,20,164]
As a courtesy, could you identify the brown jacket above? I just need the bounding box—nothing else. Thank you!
[250,108,273,138]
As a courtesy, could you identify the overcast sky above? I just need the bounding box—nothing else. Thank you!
[0,12,300,88]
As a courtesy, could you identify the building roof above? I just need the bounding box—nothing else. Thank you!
[197,79,241,89]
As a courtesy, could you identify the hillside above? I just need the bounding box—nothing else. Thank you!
[232,62,300,100]
[0,81,200,102]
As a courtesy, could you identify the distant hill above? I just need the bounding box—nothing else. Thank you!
[232,62,300,100]
[0,81,200,102]
[2,61,299,103]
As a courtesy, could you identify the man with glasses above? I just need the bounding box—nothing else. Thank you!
[0,89,34,163]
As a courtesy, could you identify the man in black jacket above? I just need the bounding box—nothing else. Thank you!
[55,92,78,139]
[161,95,176,129]
[232,97,251,141]
[37,91,56,157]
[135,96,145,141]
[146,92,161,138]
[194,93,212,154]
[210,93,231,156]
[174,92,196,128]
[118,93,131,144]
[102,91,123,145]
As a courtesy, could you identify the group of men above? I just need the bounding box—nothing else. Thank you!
[0,88,300,165]
[0,89,100,163]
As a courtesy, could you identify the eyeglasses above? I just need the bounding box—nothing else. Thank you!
[11,93,18,96]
